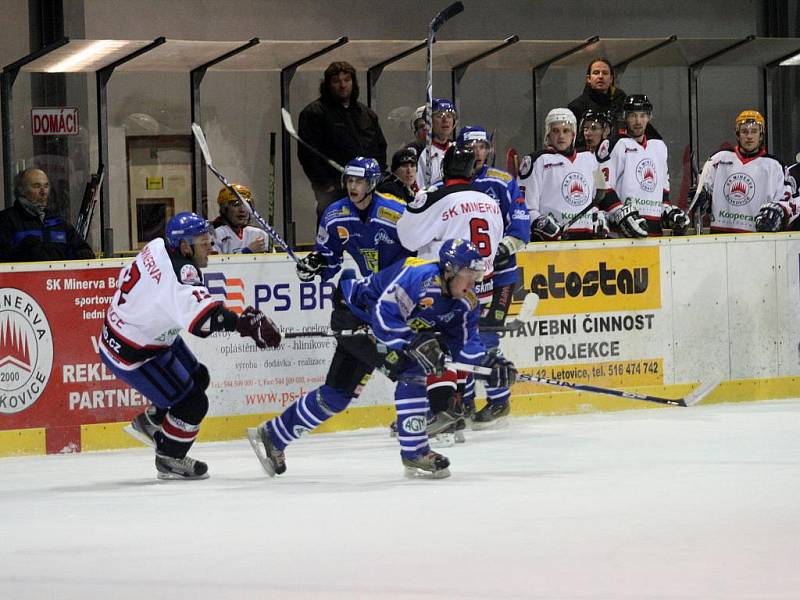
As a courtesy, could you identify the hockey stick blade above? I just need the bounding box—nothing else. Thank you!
[681,379,721,407]
[431,2,464,32]
[480,293,539,333]
[281,108,344,173]
[191,122,213,167]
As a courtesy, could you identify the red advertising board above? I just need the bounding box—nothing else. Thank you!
[0,266,144,453]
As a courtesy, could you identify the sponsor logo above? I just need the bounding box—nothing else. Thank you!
[360,248,379,273]
[561,172,591,207]
[373,229,395,246]
[596,139,610,161]
[402,415,427,434]
[205,273,245,314]
[516,246,661,315]
[723,173,755,207]
[377,206,401,223]
[418,297,434,309]
[518,155,533,179]
[292,425,310,438]
[316,224,329,245]
[336,226,350,242]
[407,317,434,331]
[635,158,657,193]
[0,288,53,414]
[408,192,428,209]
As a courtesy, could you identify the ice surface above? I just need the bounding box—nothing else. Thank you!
[2,400,799,599]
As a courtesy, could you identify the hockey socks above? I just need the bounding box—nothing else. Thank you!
[266,385,351,450]
[394,381,434,460]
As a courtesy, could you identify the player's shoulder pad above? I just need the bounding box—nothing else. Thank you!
[519,149,551,179]
[406,186,448,214]
[374,194,406,223]
[595,137,620,163]
[484,167,513,183]
[376,191,407,206]
[170,254,203,286]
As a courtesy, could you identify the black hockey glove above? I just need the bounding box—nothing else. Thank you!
[480,348,517,388]
[755,202,786,232]
[531,214,561,242]
[377,346,406,381]
[687,186,712,217]
[405,331,445,377]
[235,306,282,349]
[661,205,690,236]
[609,204,648,238]
[295,251,325,282]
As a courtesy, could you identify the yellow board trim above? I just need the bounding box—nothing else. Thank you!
[3,376,800,456]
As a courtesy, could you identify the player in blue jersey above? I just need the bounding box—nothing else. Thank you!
[248,239,517,479]
[294,156,411,282]
[455,125,530,426]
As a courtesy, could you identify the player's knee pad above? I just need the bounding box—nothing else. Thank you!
[426,369,457,413]
[193,364,210,392]
[170,389,209,426]
[325,343,375,397]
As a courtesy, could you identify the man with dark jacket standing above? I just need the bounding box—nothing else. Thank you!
[0,168,94,262]
[298,61,387,217]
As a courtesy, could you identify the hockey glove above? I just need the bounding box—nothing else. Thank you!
[687,186,712,217]
[755,202,786,232]
[480,348,518,388]
[295,251,325,282]
[235,306,282,349]
[661,205,690,236]
[531,214,562,242]
[609,204,648,238]
[405,331,445,377]
[493,235,525,270]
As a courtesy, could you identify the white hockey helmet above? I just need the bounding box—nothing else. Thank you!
[543,108,577,146]
[411,105,426,132]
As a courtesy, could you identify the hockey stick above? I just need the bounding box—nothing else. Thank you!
[280,108,344,173]
[75,164,104,240]
[283,293,539,339]
[266,131,277,251]
[479,292,538,333]
[687,158,713,234]
[558,169,607,230]
[425,2,464,187]
[448,361,719,407]
[191,122,301,264]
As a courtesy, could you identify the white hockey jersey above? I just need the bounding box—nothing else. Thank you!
[704,148,793,233]
[597,135,669,224]
[99,238,221,370]
[415,140,451,190]
[397,182,504,303]
[519,149,600,235]
[212,222,268,254]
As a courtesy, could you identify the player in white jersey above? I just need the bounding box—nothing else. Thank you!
[99,212,282,480]
[415,97,457,190]
[519,108,610,241]
[211,184,270,253]
[597,95,689,237]
[691,110,794,233]
[578,109,613,153]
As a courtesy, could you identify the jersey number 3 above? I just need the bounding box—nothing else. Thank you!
[469,218,492,257]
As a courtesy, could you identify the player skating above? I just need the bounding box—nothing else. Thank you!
[248,239,517,479]
[99,212,282,480]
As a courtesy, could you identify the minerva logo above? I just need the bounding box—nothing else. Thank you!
[205,273,245,314]
[561,172,590,207]
[0,288,53,414]
[635,158,657,193]
[723,173,755,206]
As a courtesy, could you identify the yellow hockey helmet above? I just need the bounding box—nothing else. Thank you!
[217,184,253,206]
[735,110,765,133]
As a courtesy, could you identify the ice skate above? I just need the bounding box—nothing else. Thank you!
[155,453,209,480]
[247,424,286,476]
[470,401,510,431]
[402,450,451,479]
[123,408,162,448]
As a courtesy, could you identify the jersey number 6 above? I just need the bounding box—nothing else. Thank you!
[469,217,491,257]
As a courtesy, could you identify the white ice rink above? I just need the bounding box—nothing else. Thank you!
[2,399,799,600]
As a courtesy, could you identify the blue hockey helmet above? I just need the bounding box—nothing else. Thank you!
[341,156,382,190]
[456,125,491,146]
[165,212,212,249]
[432,97,457,116]
[439,238,484,279]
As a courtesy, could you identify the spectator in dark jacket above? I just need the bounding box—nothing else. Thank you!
[567,57,660,147]
[0,168,94,262]
[298,61,387,217]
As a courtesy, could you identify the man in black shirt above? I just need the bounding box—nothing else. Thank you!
[298,61,387,217]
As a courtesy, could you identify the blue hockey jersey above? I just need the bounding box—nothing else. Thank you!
[315,192,412,280]
[340,257,485,365]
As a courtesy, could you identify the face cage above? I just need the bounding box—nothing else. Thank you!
[736,121,764,136]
